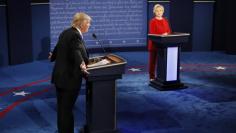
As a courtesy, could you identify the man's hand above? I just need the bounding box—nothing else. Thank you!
[48,52,52,60]
[80,62,90,75]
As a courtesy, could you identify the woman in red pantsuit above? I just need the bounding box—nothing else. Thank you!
[148,4,171,81]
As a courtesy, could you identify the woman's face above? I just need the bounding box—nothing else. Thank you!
[154,7,164,18]
[80,20,91,33]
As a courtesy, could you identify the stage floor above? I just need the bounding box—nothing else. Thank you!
[1,51,236,133]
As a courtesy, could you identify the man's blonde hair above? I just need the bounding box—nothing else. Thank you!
[71,12,91,27]
[153,4,164,14]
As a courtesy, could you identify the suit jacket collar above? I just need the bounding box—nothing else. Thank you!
[71,27,82,39]
[71,27,89,58]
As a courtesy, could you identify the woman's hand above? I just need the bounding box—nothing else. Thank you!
[162,32,168,35]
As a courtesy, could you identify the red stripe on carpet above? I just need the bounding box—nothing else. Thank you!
[0,77,50,97]
[0,87,52,118]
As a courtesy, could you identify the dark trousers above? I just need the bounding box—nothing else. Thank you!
[149,51,158,79]
[56,79,82,133]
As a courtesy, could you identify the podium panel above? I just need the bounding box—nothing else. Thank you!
[81,54,126,133]
[148,32,190,90]
[166,47,178,81]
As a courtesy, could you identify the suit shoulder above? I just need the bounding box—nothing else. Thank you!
[68,27,81,37]
[60,27,78,39]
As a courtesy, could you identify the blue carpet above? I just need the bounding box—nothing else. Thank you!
[0,51,236,133]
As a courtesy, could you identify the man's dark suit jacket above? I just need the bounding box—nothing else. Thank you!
[51,27,89,90]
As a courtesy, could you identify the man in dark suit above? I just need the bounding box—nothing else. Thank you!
[49,12,91,133]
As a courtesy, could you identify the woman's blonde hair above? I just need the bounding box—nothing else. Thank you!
[71,12,91,27]
[153,4,164,14]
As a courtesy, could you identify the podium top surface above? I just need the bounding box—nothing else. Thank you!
[148,32,190,45]
[87,54,127,70]
[148,32,190,38]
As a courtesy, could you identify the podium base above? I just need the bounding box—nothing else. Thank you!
[80,125,119,133]
[149,80,187,91]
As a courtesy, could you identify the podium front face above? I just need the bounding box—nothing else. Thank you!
[148,33,190,90]
[157,46,179,82]
[82,54,126,133]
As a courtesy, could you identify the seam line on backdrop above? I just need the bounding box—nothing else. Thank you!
[148,1,170,3]
[148,1,216,3]
[31,3,49,6]
[193,1,215,2]
[86,38,146,41]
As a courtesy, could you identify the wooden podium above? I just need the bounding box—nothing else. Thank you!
[81,54,126,133]
[148,32,190,90]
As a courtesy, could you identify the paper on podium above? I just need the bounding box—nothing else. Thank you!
[87,59,111,68]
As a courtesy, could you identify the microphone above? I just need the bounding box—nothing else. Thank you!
[92,33,106,53]
[92,33,97,39]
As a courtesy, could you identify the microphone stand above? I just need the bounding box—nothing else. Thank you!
[91,33,108,62]
[92,33,106,54]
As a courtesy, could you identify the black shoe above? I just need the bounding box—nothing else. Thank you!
[79,128,84,133]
